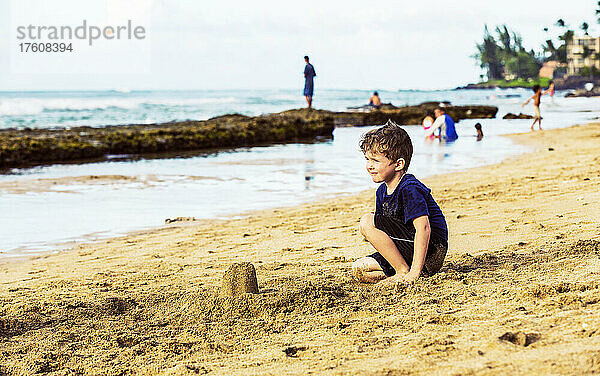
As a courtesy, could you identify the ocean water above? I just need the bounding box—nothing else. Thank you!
[0,88,589,130]
[1,89,599,255]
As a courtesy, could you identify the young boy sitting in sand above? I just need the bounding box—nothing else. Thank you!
[352,120,448,286]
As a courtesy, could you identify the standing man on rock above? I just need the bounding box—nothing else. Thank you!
[303,56,316,109]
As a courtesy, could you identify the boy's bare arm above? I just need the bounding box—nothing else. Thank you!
[426,117,444,137]
[403,215,430,284]
[522,94,534,106]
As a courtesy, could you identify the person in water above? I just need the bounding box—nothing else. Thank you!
[474,123,483,141]
[422,111,436,140]
[426,107,458,141]
[544,80,555,103]
[303,56,316,109]
[369,91,382,110]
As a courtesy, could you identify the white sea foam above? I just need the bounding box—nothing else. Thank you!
[143,97,239,106]
[0,98,139,115]
[0,96,241,116]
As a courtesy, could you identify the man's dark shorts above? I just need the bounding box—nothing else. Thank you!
[304,80,314,97]
[368,214,448,277]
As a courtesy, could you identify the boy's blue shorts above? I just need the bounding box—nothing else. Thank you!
[368,214,448,277]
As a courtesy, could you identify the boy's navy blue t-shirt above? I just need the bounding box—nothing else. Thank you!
[375,173,448,243]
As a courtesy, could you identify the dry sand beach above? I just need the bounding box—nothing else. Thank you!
[1,122,600,375]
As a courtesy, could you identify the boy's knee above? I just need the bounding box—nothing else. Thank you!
[359,213,375,236]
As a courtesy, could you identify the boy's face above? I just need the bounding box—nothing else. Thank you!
[364,150,404,183]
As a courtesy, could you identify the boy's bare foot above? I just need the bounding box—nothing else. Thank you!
[351,257,386,283]
[352,265,385,283]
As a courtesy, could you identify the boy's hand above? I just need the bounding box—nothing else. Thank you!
[402,270,420,285]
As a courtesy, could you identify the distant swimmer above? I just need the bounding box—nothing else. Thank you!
[303,56,316,109]
[369,91,382,110]
[474,123,483,141]
[544,80,555,103]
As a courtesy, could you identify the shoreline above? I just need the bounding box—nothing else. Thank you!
[1,122,599,374]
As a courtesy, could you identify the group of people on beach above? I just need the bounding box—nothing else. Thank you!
[302,55,442,286]
[300,56,552,288]
[350,82,559,286]
[304,55,553,136]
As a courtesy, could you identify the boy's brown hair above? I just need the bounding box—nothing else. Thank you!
[359,120,413,171]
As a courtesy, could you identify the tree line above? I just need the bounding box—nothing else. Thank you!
[474,2,600,81]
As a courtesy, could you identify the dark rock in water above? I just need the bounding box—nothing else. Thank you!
[346,102,396,110]
[0,109,335,170]
[222,262,259,297]
[554,76,600,90]
[333,102,498,127]
[165,217,198,224]
[565,88,600,97]
[503,113,535,119]
[418,101,451,106]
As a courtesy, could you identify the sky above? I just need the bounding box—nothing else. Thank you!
[0,0,598,91]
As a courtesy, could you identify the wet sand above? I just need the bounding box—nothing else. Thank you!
[1,123,599,375]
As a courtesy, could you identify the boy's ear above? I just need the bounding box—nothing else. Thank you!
[395,158,405,171]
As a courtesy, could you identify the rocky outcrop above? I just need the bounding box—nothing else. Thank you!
[332,103,498,127]
[0,110,334,170]
[565,87,600,97]
[554,76,600,90]
[503,113,535,119]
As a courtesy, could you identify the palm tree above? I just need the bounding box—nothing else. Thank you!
[581,22,589,35]
[496,25,513,54]
[475,26,504,80]
[543,39,557,60]
[582,47,594,79]
[559,30,574,43]
[542,27,552,60]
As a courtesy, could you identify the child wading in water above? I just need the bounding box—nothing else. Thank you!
[352,120,448,286]
[522,84,545,131]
